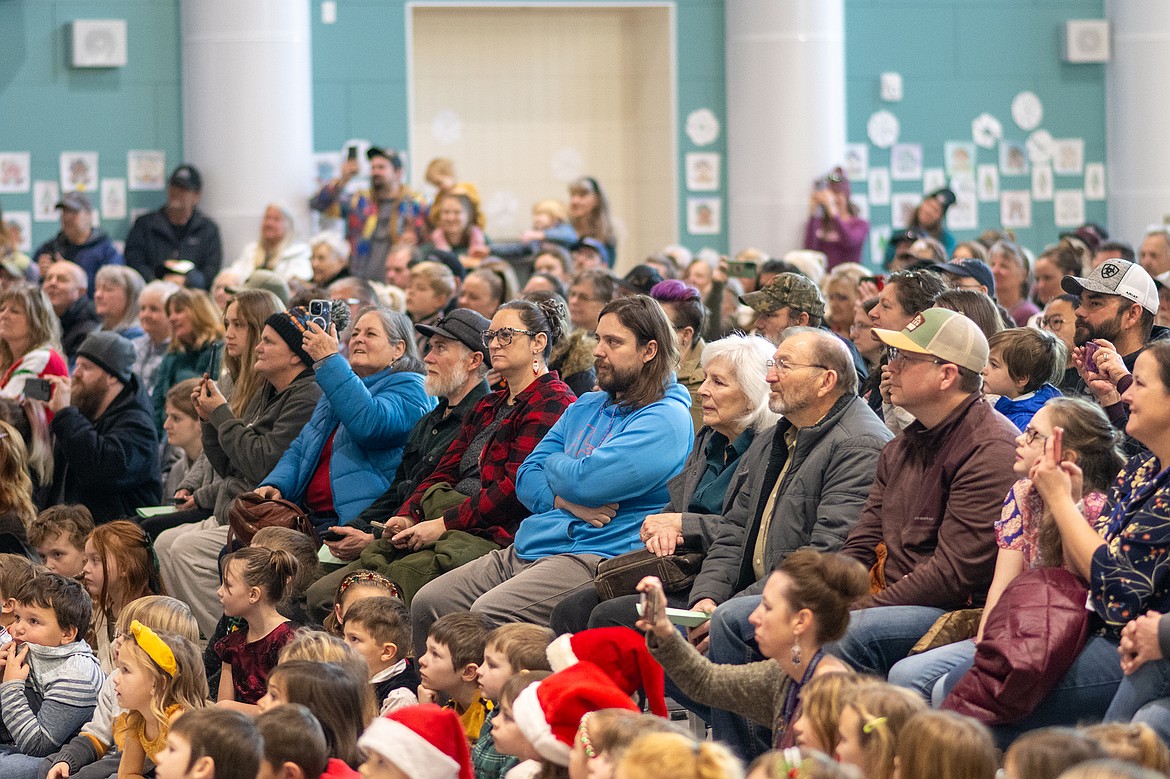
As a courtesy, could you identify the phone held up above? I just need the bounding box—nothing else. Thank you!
[23,378,52,402]
[309,299,333,331]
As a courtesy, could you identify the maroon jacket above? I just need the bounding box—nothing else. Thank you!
[841,393,1019,610]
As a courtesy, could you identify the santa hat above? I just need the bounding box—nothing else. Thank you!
[546,626,668,717]
[358,704,473,779]
[511,662,640,766]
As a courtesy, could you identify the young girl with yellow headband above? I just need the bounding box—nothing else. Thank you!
[833,685,924,779]
[112,621,208,779]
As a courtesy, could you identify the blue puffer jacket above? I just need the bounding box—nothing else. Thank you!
[993,383,1062,431]
[260,354,435,528]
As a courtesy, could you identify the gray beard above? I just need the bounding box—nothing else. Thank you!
[426,370,467,400]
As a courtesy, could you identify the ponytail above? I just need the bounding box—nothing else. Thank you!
[223,546,300,605]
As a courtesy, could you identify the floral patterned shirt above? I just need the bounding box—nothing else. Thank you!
[996,478,1108,568]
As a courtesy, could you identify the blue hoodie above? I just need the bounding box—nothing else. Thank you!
[994,383,1062,431]
[514,382,693,560]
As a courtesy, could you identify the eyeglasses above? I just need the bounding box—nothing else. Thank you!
[1039,316,1066,330]
[1022,426,1049,446]
[766,357,827,373]
[887,347,945,367]
[481,327,538,348]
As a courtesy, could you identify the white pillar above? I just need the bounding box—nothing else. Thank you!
[180,0,314,264]
[1106,1,1170,244]
[725,0,845,257]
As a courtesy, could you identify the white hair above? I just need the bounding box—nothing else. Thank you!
[311,230,351,263]
[700,333,780,432]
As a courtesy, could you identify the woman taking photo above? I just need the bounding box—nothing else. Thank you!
[568,176,616,266]
[227,203,312,284]
[94,265,145,339]
[0,283,67,402]
[637,549,869,749]
[256,307,434,557]
[803,169,868,269]
[152,287,224,432]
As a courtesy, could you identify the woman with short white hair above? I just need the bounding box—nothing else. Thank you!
[227,202,312,283]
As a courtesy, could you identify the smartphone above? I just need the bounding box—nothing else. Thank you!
[207,342,222,380]
[726,260,757,278]
[309,299,333,331]
[346,145,358,161]
[321,529,345,543]
[23,378,51,402]
[1083,340,1100,367]
[1052,427,1063,463]
[639,583,663,625]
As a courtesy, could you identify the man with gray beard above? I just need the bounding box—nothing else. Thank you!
[304,308,491,615]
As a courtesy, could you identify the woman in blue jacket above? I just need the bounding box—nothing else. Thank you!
[255,306,435,560]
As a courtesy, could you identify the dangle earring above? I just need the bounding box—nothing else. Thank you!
[791,641,802,667]
[533,352,540,377]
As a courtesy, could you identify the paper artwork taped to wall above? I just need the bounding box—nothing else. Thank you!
[1011,92,1043,131]
[0,153,31,194]
[313,152,341,188]
[868,168,891,206]
[890,144,922,181]
[944,142,975,177]
[60,152,98,193]
[1001,191,1032,229]
[976,165,999,202]
[922,168,946,195]
[844,144,868,181]
[1032,165,1054,201]
[550,148,585,184]
[1054,191,1086,229]
[128,151,166,191]
[4,211,31,252]
[869,225,891,264]
[867,110,899,149]
[999,141,1029,176]
[431,109,463,146]
[948,175,978,231]
[33,181,60,222]
[852,195,870,222]
[685,153,720,191]
[1085,163,1106,201]
[687,197,721,235]
[102,179,127,220]
[1053,139,1085,176]
[972,113,1003,149]
[891,193,920,229]
[685,109,720,147]
[1027,131,1054,166]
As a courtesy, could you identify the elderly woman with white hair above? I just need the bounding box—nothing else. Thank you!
[227,202,312,283]
[94,264,146,339]
[549,332,780,634]
[309,231,352,288]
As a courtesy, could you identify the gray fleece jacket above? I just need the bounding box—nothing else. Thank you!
[0,641,103,757]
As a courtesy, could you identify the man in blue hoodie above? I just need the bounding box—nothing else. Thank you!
[411,295,693,636]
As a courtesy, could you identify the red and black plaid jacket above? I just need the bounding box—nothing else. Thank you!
[400,372,576,545]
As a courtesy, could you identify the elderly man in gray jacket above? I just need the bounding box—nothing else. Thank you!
[687,326,892,759]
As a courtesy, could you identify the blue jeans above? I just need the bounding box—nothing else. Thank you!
[827,606,945,677]
[705,595,771,762]
[888,639,976,705]
[1105,659,1170,743]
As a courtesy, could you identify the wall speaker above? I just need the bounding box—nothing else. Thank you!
[71,19,127,68]
[1062,20,1110,64]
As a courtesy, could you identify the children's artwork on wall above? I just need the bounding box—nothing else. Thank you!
[891,192,920,229]
[685,153,720,191]
[1001,190,1032,229]
[1054,190,1086,228]
[844,144,868,181]
[0,153,31,194]
[4,211,31,251]
[1011,91,1043,131]
[867,110,900,149]
[944,142,975,177]
[852,194,870,222]
[976,165,999,202]
[102,179,127,220]
[312,152,340,187]
[1053,139,1085,176]
[60,152,98,192]
[686,197,721,235]
[128,150,166,191]
[1027,130,1054,166]
[972,113,1003,149]
[1085,163,1106,201]
[869,225,891,264]
[999,141,1029,176]
[1032,165,1054,201]
[922,168,946,195]
[868,168,890,205]
[890,143,922,181]
[948,175,978,230]
[33,181,60,222]
[685,109,720,147]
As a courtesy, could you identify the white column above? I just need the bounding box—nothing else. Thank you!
[1106,1,1170,244]
[180,0,314,264]
[725,0,845,256]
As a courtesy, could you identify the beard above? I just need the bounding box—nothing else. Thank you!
[370,174,390,198]
[1074,310,1124,346]
[425,368,467,400]
[71,378,107,421]
[596,359,641,397]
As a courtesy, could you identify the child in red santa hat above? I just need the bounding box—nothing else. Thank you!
[357,703,474,779]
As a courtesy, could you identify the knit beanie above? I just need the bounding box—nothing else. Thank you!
[76,331,136,383]
[546,626,668,717]
[264,307,315,368]
[358,704,473,779]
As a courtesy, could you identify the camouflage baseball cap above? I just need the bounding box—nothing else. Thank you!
[740,272,825,319]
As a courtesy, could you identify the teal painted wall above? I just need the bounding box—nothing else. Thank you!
[0,0,183,251]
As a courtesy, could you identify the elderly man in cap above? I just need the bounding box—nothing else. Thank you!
[33,191,122,293]
[125,164,224,290]
[570,237,611,272]
[829,308,1018,689]
[45,332,160,523]
[304,307,494,617]
[310,146,429,282]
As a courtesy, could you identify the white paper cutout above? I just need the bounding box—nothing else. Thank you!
[922,168,947,195]
[1085,163,1106,201]
[1053,139,1085,176]
[1000,141,1029,176]
[844,144,868,181]
[33,181,59,222]
[1054,190,1086,228]
[1001,190,1032,229]
[867,110,900,149]
[4,211,31,252]
[868,168,891,206]
[1012,92,1043,131]
[890,143,923,181]
[948,175,978,230]
[431,109,462,146]
[687,197,721,235]
[101,179,127,220]
[550,148,585,183]
[127,150,166,191]
[972,113,1003,149]
[945,142,976,177]
[1032,165,1054,201]
[0,153,31,194]
[1027,131,1055,165]
[685,109,720,147]
[685,153,720,191]
[976,165,1000,202]
[891,193,920,229]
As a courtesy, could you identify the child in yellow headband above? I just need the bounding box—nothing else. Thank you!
[112,621,208,779]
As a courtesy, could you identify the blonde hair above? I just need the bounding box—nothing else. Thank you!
[0,283,61,372]
[798,672,881,753]
[409,260,456,300]
[532,200,568,224]
[222,289,283,417]
[1083,723,1170,773]
[0,419,35,528]
[843,685,926,779]
[617,732,742,779]
[486,623,554,672]
[747,749,861,779]
[1006,728,1105,779]
[895,711,996,779]
[278,628,357,665]
[119,629,208,729]
[117,595,199,642]
[166,288,224,351]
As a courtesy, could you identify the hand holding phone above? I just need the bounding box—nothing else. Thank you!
[635,577,670,638]
[1051,426,1063,464]
[23,378,51,402]
[1083,340,1100,370]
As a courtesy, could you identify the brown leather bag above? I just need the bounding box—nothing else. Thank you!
[227,491,316,547]
[593,547,705,600]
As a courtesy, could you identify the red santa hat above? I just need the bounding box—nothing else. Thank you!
[511,661,640,766]
[358,704,473,779]
[546,626,668,717]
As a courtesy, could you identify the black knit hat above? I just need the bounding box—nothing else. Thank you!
[264,307,315,368]
[76,332,136,383]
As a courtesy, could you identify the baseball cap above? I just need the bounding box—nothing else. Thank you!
[1061,258,1159,315]
[927,187,957,210]
[889,228,927,248]
[414,308,492,366]
[873,307,989,374]
[618,265,664,296]
[366,146,403,170]
[935,258,996,297]
[739,272,825,320]
[168,164,203,192]
[56,191,93,212]
[570,237,611,268]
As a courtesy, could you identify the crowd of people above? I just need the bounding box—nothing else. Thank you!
[3,150,1170,779]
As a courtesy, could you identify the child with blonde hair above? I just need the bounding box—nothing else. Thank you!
[1083,723,1170,774]
[794,673,880,754]
[834,685,925,779]
[894,711,996,779]
[616,732,742,779]
[1003,728,1105,779]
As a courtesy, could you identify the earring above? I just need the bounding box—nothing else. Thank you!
[791,642,802,667]
[533,354,540,377]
